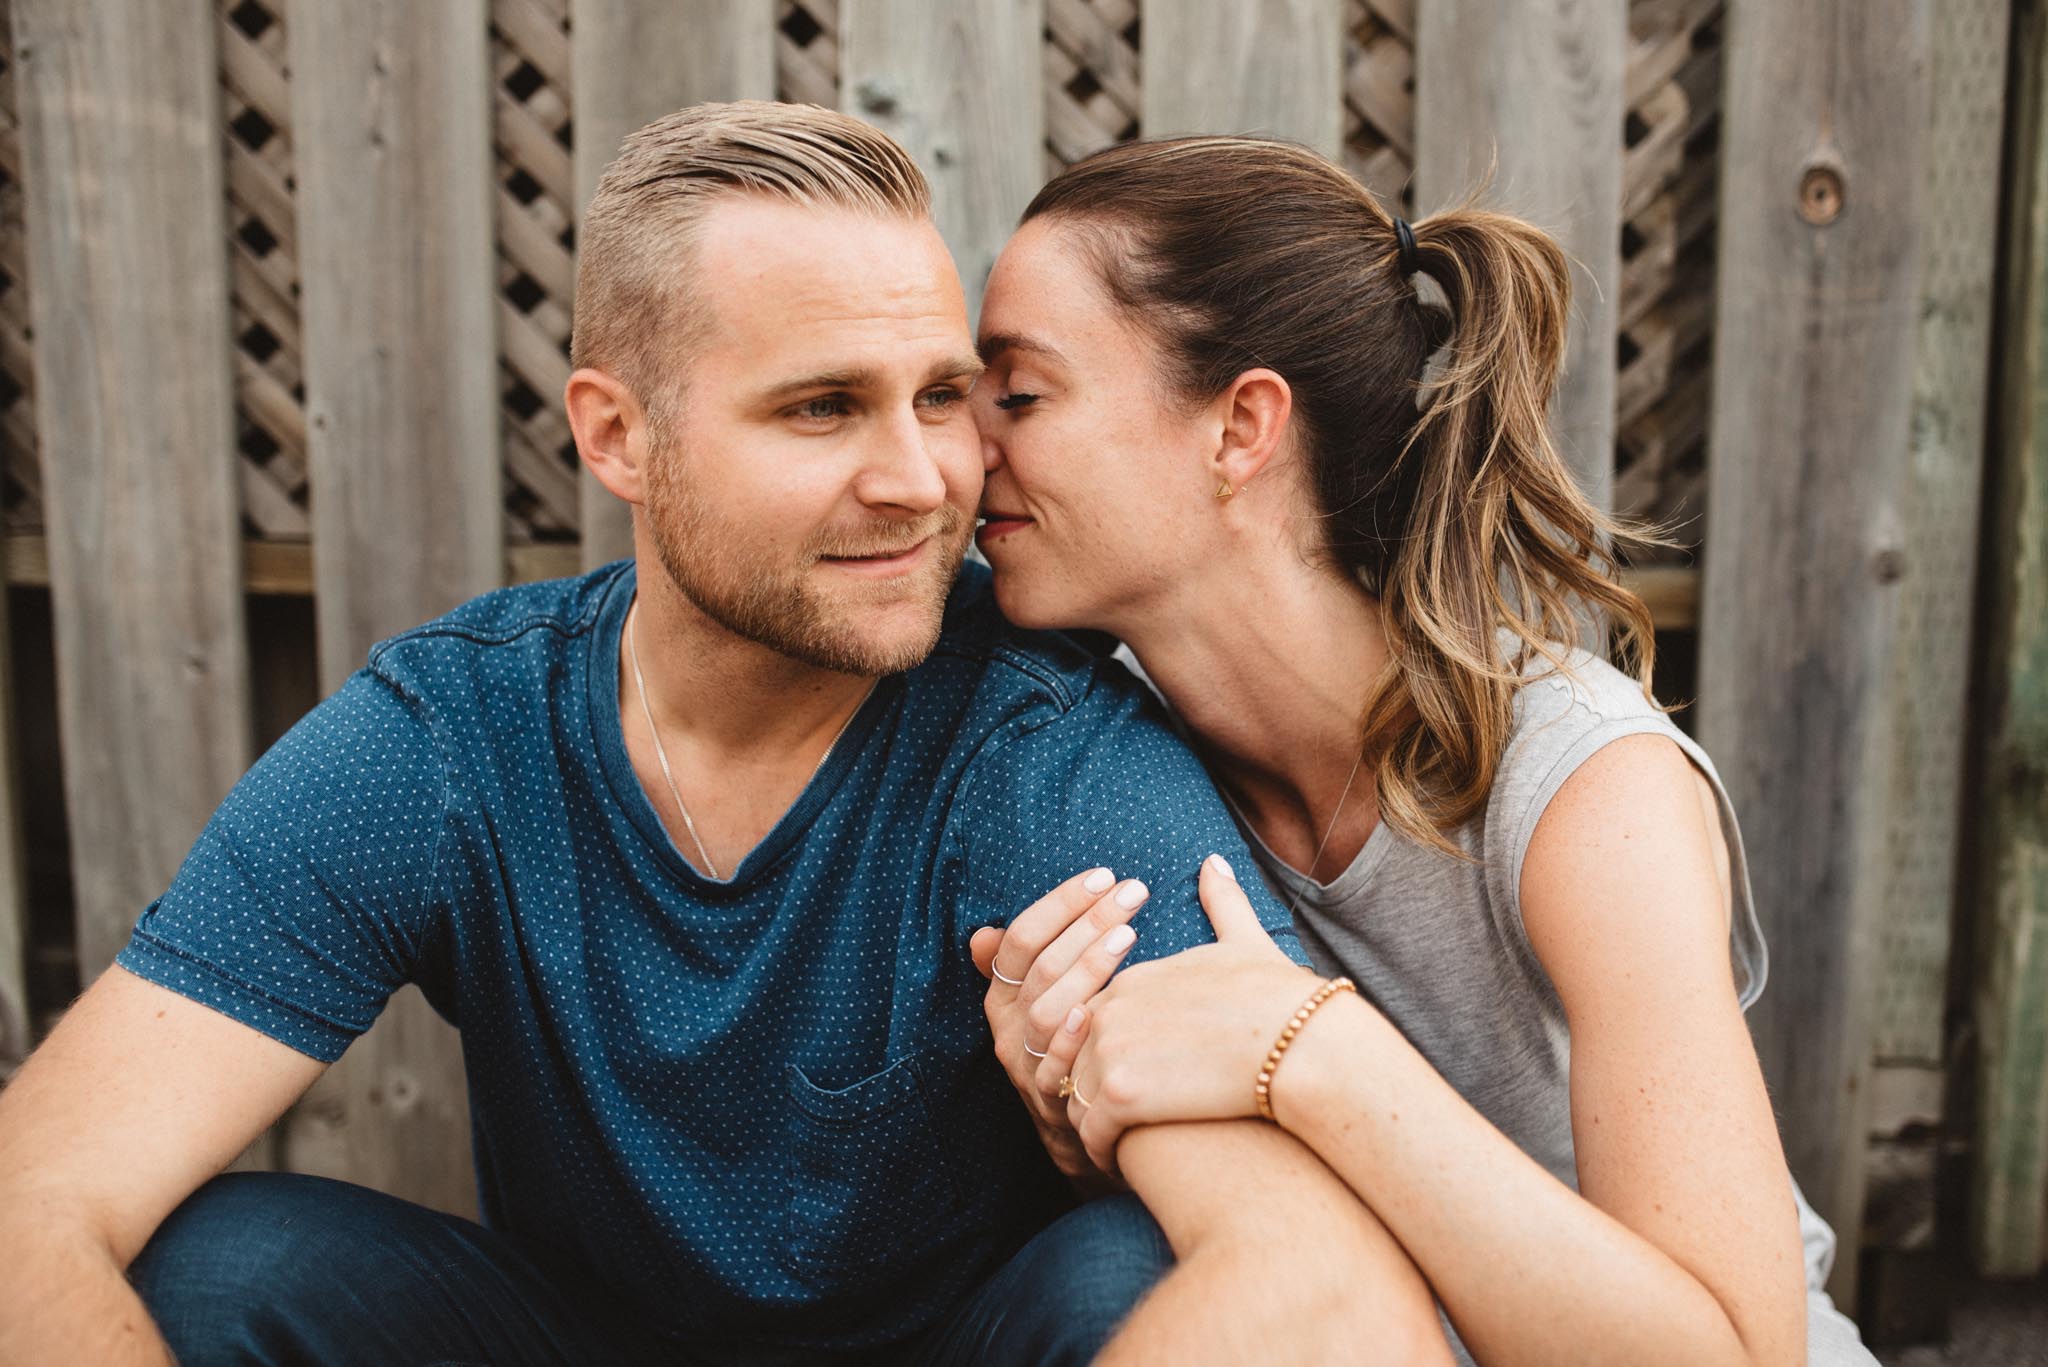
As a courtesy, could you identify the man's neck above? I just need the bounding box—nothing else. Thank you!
[624,557,878,765]
[617,555,884,878]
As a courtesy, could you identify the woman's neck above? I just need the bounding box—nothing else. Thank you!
[1115,549,1393,879]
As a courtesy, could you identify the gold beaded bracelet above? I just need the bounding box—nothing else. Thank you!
[1255,976,1357,1122]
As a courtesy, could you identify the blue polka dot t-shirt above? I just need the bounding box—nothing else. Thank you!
[116,557,1305,1351]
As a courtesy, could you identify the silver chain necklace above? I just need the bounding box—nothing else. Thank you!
[1283,745,1365,921]
[625,595,876,880]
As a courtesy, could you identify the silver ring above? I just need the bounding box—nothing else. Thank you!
[1023,1041,1049,1059]
[992,964,1025,986]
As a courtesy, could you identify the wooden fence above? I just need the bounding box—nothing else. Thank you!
[0,0,2039,1316]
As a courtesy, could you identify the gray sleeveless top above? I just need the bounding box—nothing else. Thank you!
[1119,641,1875,1365]
[1228,642,1769,1188]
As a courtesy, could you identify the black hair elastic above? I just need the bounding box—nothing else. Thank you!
[1393,216,1420,276]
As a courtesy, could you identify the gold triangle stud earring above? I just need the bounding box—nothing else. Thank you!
[1214,481,1234,500]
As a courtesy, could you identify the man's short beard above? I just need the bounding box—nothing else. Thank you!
[643,444,967,677]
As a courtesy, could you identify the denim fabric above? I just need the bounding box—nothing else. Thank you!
[132,1172,1173,1367]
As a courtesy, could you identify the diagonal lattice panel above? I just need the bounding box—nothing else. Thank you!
[0,0,41,535]
[492,0,580,543]
[0,0,1721,576]
[1614,0,1722,558]
[1345,0,1416,210]
[220,0,309,542]
[777,0,841,109]
[1045,0,1139,178]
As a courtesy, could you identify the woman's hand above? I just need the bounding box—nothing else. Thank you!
[968,866,1152,1193]
[1065,854,1333,1174]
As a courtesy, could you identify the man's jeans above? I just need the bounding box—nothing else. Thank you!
[130,1171,1173,1366]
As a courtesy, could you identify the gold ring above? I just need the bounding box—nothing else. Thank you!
[1058,1075,1093,1107]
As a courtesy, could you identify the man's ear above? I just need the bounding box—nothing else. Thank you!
[566,367,654,506]
[1212,368,1293,495]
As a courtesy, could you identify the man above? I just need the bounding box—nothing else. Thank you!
[0,103,1396,1365]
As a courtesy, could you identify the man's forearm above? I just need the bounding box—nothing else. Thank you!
[1096,1228,1364,1366]
[0,1208,174,1367]
[1097,1119,1453,1367]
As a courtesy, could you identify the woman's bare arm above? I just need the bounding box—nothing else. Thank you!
[1269,733,1805,1367]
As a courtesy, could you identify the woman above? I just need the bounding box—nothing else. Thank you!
[965,137,1878,1366]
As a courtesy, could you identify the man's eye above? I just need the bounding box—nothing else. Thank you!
[994,392,1040,411]
[792,395,849,420]
[919,386,966,409]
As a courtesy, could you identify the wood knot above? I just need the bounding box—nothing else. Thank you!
[1799,164,1845,226]
[854,80,898,117]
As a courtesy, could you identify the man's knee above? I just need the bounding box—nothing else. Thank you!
[1000,1193,1175,1363]
[130,1171,452,1364]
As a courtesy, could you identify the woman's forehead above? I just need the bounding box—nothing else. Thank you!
[983,222,1142,362]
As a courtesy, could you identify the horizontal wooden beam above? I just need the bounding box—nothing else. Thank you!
[1,534,1704,630]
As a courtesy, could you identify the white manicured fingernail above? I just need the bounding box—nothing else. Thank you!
[1210,853,1236,881]
[1106,924,1136,953]
[1115,880,1148,909]
[1065,1006,1086,1034]
[1084,867,1115,894]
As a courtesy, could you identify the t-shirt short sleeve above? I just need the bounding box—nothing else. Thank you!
[947,666,1310,968]
[115,666,455,1062]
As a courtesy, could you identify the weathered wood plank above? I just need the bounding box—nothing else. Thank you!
[1415,0,1626,518]
[1973,0,2048,1279]
[0,551,26,1075]
[1140,0,1345,158]
[572,0,775,567]
[10,0,252,981]
[0,0,23,1076]
[1697,0,1936,1308]
[285,0,500,1217]
[1875,0,2007,1076]
[841,0,1043,321]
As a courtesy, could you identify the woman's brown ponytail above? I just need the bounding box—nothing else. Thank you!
[1024,138,1665,857]
[1363,209,1665,851]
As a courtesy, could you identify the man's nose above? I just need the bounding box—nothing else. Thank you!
[854,407,950,515]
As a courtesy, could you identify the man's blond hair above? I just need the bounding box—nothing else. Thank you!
[571,101,932,420]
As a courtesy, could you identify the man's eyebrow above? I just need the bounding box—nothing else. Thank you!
[930,353,987,384]
[977,332,1071,367]
[755,367,875,404]
[755,354,985,404]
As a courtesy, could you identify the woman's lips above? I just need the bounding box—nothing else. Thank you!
[976,515,1031,547]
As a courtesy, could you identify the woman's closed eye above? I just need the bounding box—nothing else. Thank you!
[994,392,1040,411]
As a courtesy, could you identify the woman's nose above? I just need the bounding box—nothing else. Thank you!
[976,414,1007,473]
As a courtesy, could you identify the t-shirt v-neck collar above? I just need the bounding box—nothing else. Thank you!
[1218,782,1394,910]
[584,562,896,895]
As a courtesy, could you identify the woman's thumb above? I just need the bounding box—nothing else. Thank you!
[969,926,1005,981]
[1198,854,1268,942]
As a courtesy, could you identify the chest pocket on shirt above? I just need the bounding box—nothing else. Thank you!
[781,1049,964,1288]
